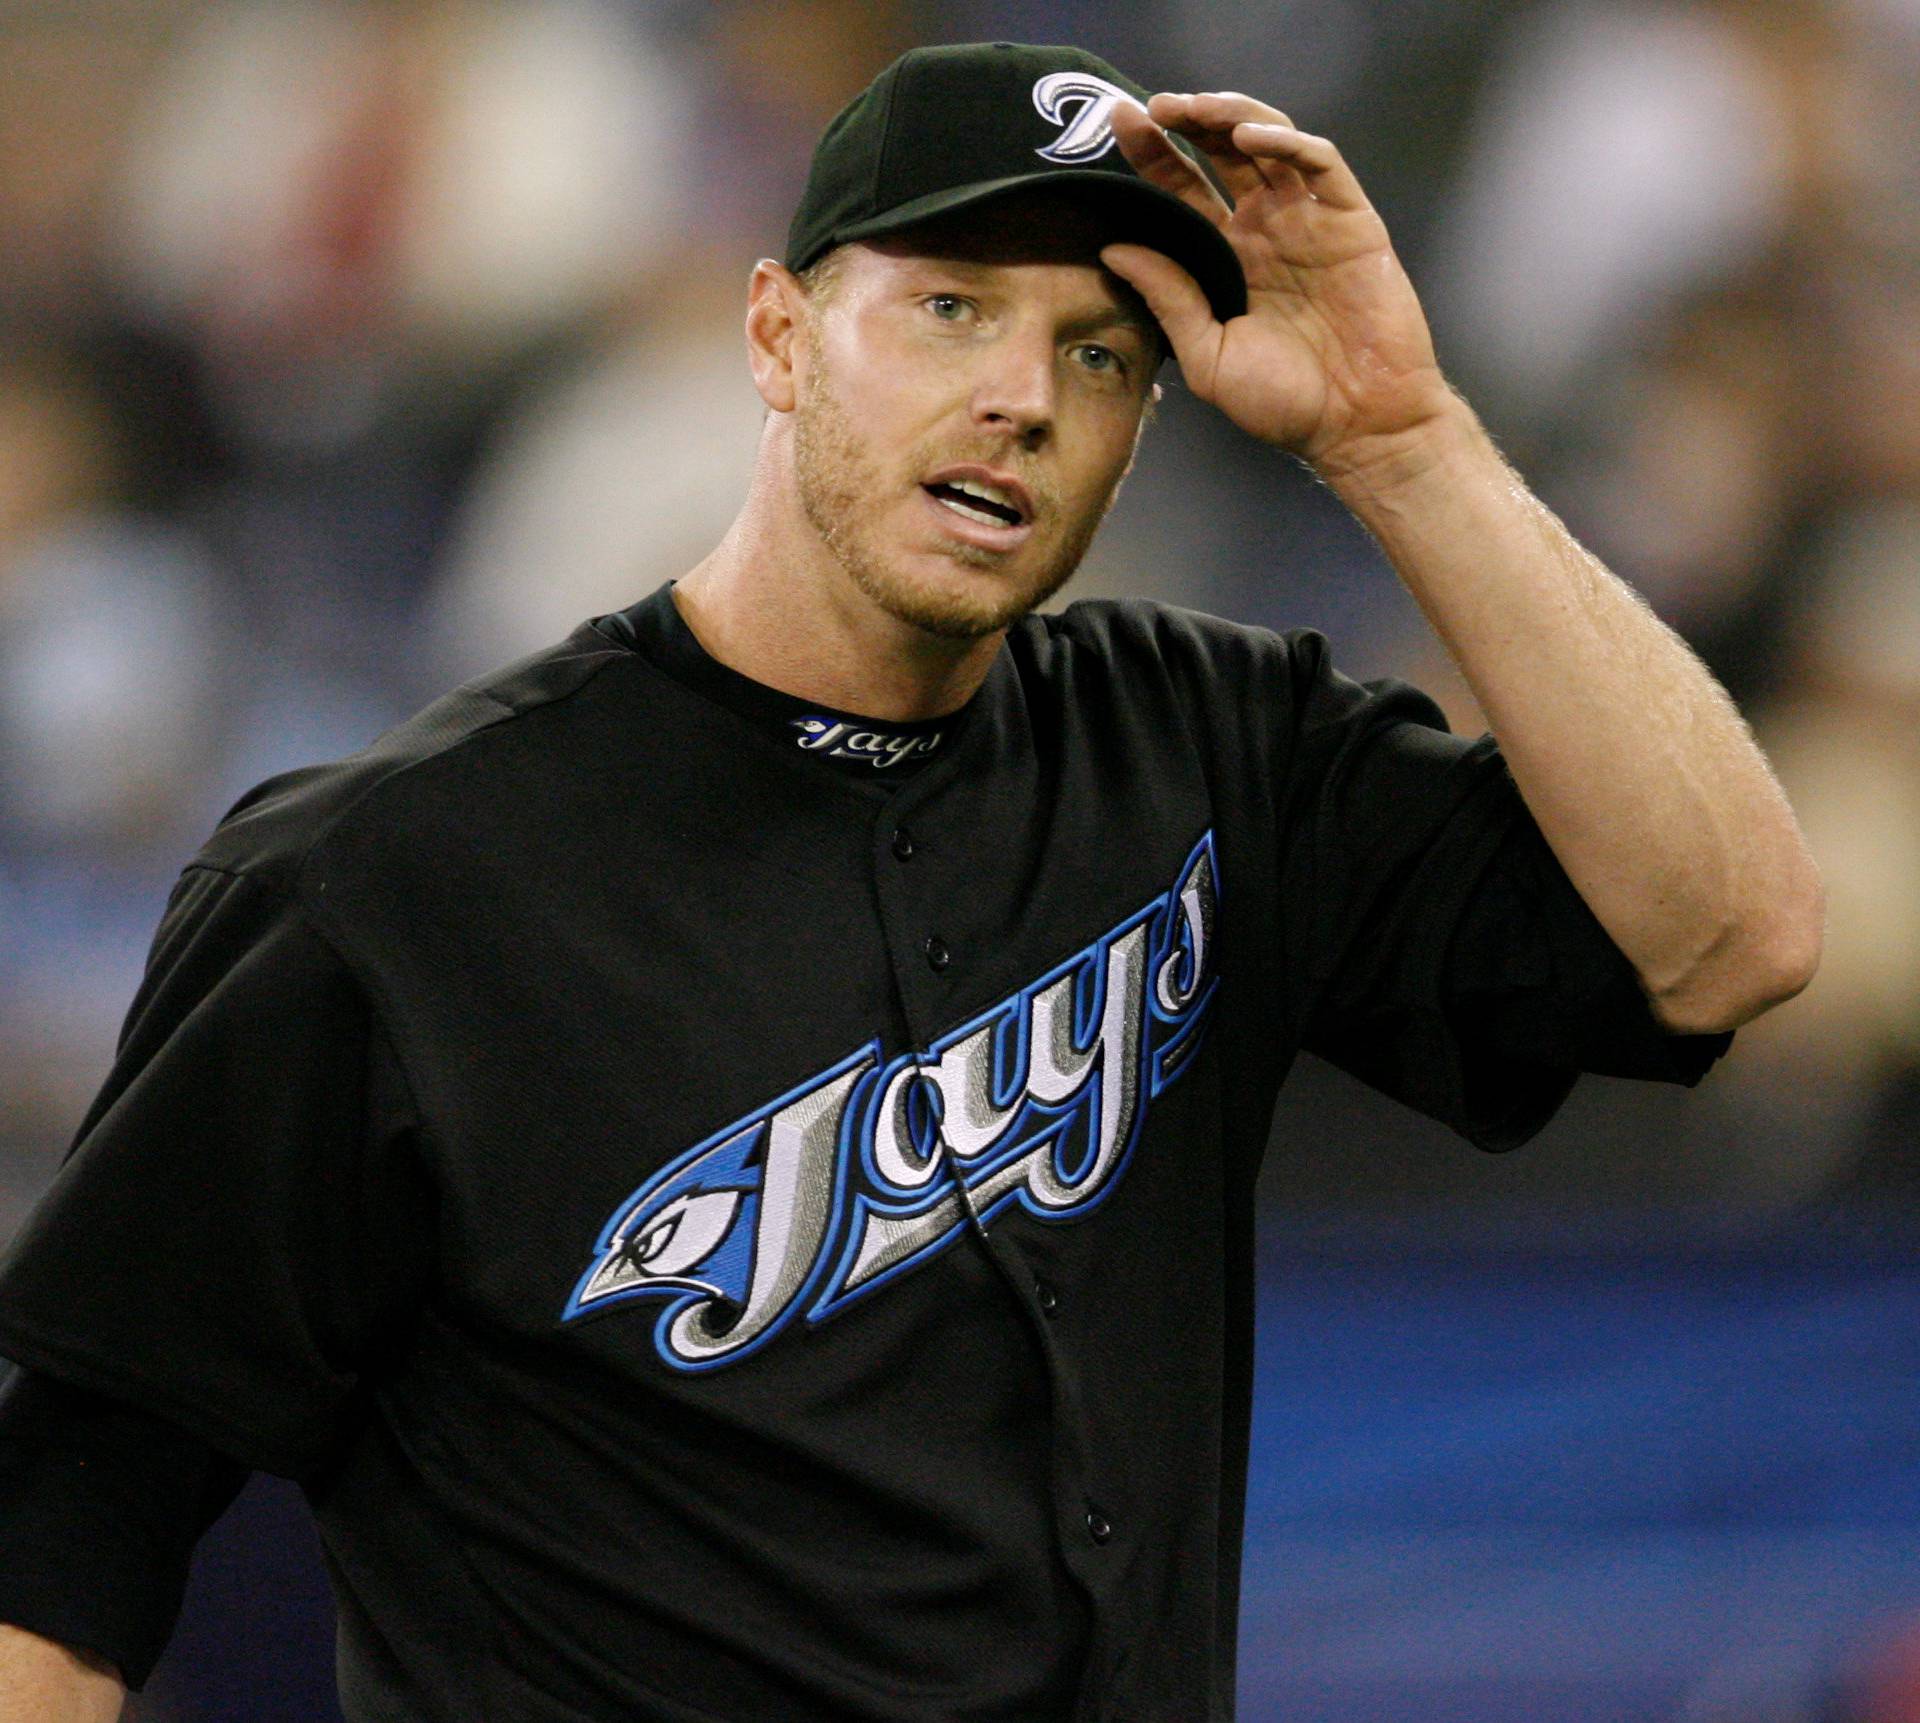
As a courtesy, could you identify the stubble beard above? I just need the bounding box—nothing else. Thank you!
[791,357,1118,642]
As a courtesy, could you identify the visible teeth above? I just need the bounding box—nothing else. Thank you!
[947,478,1020,517]
[936,493,1010,528]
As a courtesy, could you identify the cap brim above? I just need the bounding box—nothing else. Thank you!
[827,170,1247,327]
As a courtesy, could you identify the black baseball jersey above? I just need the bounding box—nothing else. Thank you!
[0,586,1726,1721]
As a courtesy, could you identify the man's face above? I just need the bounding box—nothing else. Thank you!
[788,196,1162,641]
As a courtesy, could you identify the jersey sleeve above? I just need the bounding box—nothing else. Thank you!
[0,864,434,1482]
[0,1361,246,1691]
[1445,813,1733,1084]
[1272,632,1729,1150]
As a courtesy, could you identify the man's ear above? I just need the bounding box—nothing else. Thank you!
[745,259,807,414]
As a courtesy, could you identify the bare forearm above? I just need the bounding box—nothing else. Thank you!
[0,1624,124,1723]
[1320,391,1823,1031]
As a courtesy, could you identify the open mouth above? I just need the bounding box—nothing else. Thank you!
[923,478,1028,529]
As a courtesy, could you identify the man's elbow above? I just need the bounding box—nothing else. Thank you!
[0,1622,126,1723]
[1645,875,1826,1036]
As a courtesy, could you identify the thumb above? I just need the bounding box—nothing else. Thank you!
[1100,243,1220,377]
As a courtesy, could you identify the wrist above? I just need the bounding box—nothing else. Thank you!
[1310,386,1484,508]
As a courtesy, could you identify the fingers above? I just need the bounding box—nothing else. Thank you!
[1152,88,1294,131]
[1110,99,1231,227]
[1148,91,1288,204]
[1099,242,1219,368]
[1229,120,1368,211]
[1148,91,1368,212]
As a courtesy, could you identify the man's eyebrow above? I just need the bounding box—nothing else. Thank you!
[892,253,994,280]
[890,256,1158,348]
[1060,303,1157,346]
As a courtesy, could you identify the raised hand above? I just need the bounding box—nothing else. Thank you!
[1105,91,1453,473]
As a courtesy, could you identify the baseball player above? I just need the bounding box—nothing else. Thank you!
[0,41,1820,1723]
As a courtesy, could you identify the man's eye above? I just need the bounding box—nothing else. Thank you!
[926,295,972,322]
[1074,343,1125,376]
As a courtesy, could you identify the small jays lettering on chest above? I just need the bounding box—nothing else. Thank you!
[791,716,944,769]
[561,834,1221,1371]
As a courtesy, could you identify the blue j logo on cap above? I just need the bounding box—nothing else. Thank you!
[1032,71,1130,164]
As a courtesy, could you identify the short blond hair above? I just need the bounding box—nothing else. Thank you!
[795,246,850,303]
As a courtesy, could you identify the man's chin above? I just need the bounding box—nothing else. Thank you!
[851,554,1072,642]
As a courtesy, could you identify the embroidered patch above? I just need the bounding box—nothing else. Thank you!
[1031,71,1131,164]
[563,833,1221,1370]
[790,716,944,770]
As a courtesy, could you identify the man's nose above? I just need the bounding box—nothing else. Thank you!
[971,336,1055,449]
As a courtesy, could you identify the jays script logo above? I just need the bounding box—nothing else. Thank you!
[1032,71,1131,164]
[562,833,1221,1371]
[790,716,943,770]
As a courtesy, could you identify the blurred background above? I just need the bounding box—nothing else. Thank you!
[0,0,1915,1717]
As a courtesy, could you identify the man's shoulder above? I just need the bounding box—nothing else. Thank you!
[1012,596,1323,697]
[193,618,634,893]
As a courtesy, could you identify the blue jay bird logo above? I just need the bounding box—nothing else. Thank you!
[580,1129,758,1314]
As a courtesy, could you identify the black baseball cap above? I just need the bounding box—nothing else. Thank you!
[785,42,1248,326]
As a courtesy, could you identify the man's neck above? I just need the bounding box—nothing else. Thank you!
[672,503,1005,725]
